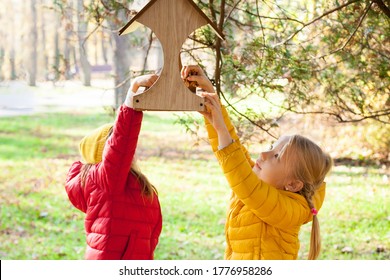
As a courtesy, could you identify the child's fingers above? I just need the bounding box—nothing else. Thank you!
[148,74,159,86]
[199,109,211,118]
[180,66,187,79]
[142,74,159,87]
[181,65,192,79]
[202,92,219,105]
[201,93,219,110]
[181,65,204,78]
[199,91,216,97]
[184,65,198,75]
[201,101,214,120]
[186,75,201,84]
[204,99,221,117]
[187,75,209,87]
[199,102,211,112]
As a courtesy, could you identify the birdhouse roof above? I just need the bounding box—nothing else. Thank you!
[118,0,225,40]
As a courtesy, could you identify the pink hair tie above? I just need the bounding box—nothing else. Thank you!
[311,208,318,215]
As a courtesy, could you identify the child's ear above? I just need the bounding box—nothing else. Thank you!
[286,180,304,193]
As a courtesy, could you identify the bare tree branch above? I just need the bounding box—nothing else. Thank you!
[255,0,266,50]
[273,0,363,47]
[283,106,390,123]
[142,30,154,74]
[213,0,225,97]
[373,0,390,18]
[330,1,373,54]
[224,3,305,25]
[219,89,278,138]
[223,0,242,25]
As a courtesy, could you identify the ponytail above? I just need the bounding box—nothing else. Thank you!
[308,214,321,260]
[301,191,322,260]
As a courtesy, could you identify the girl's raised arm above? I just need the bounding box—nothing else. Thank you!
[98,75,158,193]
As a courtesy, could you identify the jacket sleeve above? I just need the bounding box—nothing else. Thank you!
[98,105,143,193]
[64,161,87,213]
[215,141,312,229]
[204,105,254,167]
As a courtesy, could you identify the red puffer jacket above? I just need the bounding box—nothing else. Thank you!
[65,106,162,260]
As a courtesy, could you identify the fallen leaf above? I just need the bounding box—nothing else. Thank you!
[341,246,354,254]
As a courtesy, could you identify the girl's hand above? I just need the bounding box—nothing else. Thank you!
[181,65,214,93]
[199,92,223,128]
[131,74,159,93]
[125,74,159,108]
[199,92,232,149]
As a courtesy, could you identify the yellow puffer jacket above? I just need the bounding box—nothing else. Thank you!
[205,106,326,260]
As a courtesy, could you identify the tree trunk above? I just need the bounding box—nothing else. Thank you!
[0,47,4,81]
[110,31,131,108]
[10,48,16,80]
[39,0,49,81]
[94,31,98,65]
[1,1,17,80]
[63,2,73,80]
[76,0,91,86]
[53,14,61,81]
[0,8,3,81]
[101,30,109,65]
[106,10,132,109]
[26,0,38,86]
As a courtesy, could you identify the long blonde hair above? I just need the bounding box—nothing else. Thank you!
[80,127,157,198]
[281,135,333,260]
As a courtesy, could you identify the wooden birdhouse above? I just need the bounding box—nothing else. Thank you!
[119,0,224,111]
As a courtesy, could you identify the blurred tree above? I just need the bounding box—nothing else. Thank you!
[25,0,38,86]
[38,0,49,81]
[100,0,133,108]
[0,6,4,81]
[76,0,92,86]
[63,1,74,80]
[55,18,63,80]
[100,29,110,64]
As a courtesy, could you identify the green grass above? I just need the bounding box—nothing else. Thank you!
[0,109,389,260]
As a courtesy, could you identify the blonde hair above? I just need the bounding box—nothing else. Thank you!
[130,161,158,198]
[80,127,157,198]
[281,135,333,260]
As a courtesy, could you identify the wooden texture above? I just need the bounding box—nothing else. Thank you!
[119,0,224,111]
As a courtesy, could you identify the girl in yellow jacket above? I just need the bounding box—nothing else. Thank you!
[182,66,333,260]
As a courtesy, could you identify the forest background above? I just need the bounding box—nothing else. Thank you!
[0,0,389,260]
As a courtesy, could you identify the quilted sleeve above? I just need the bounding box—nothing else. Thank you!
[215,141,311,228]
[98,105,143,193]
[204,105,254,167]
[64,161,87,213]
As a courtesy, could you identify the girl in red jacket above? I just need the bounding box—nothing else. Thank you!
[65,74,162,260]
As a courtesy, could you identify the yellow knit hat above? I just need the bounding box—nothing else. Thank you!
[79,123,113,164]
